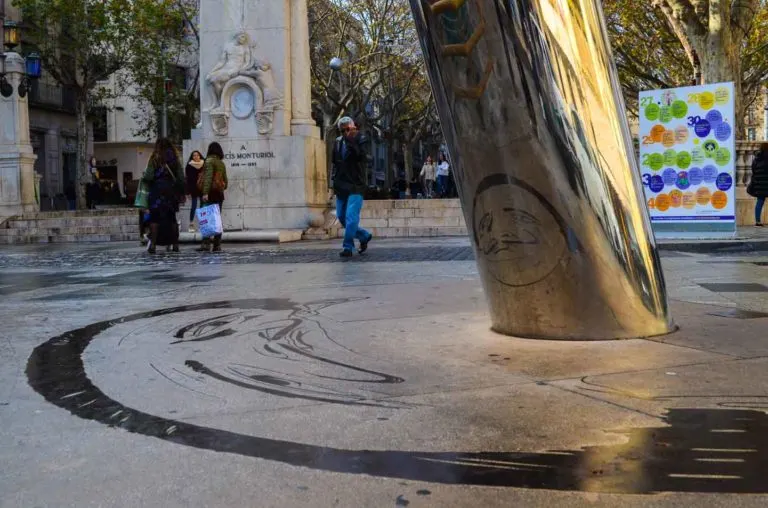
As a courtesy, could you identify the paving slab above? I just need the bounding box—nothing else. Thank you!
[3,239,768,506]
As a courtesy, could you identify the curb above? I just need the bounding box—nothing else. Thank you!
[658,239,768,253]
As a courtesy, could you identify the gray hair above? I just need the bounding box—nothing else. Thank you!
[337,116,354,130]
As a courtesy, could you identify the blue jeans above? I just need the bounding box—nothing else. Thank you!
[189,195,199,222]
[336,194,371,251]
[756,197,765,224]
[437,175,449,197]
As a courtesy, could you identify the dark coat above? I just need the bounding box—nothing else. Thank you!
[185,162,203,197]
[750,152,768,198]
[332,133,370,196]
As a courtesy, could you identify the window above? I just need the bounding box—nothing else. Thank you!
[748,107,756,124]
[748,128,757,141]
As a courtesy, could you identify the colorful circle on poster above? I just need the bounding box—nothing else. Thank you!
[699,91,715,110]
[693,138,701,145]
[696,187,711,205]
[716,172,733,191]
[715,147,731,166]
[715,122,732,142]
[662,168,678,185]
[645,103,660,121]
[711,190,728,209]
[688,167,703,185]
[715,87,729,105]
[649,153,664,171]
[650,175,664,193]
[691,147,705,164]
[670,189,683,207]
[695,119,712,137]
[650,124,666,142]
[702,165,718,182]
[656,193,671,211]
[674,126,690,144]
[662,130,676,147]
[702,139,719,157]
[676,171,691,190]
[706,110,723,127]
[671,100,688,118]
[683,192,696,209]
[663,149,677,166]
[676,151,692,169]
[659,106,673,123]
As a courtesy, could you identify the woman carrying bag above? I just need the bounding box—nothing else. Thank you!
[197,142,228,252]
[141,138,185,253]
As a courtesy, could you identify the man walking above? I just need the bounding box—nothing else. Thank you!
[332,117,373,257]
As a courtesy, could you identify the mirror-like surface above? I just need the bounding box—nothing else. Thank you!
[409,0,674,339]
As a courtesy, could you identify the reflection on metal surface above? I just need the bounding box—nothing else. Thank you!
[24,300,768,493]
[410,0,673,339]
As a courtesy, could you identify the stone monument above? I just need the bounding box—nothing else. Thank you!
[0,52,38,220]
[183,0,327,232]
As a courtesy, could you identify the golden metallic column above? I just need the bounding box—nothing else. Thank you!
[409,0,674,339]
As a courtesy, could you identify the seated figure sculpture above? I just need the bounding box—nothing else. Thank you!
[206,31,282,111]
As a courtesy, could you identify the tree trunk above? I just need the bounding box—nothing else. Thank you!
[402,140,414,181]
[75,93,89,210]
[697,38,742,134]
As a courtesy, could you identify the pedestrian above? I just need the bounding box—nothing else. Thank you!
[332,116,373,257]
[436,153,450,198]
[419,155,436,198]
[141,138,184,254]
[749,143,768,226]
[198,142,228,252]
[85,156,100,209]
[409,174,423,198]
[185,150,204,232]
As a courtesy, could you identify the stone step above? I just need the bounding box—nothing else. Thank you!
[360,207,465,220]
[0,233,137,245]
[5,216,139,229]
[334,226,468,238]
[0,225,137,236]
[17,208,137,220]
[364,199,462,209]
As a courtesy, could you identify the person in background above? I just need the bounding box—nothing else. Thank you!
[409,174,423,198]
[198,142,228,252]
[141,138,184,254]
[419,155,436,198]
[749,143,768,226]
[86,156,100,209]
[436,153,450,198]
[185,150,204,233]
[331,116,373,257]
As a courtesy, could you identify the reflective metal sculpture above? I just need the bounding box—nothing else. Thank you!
[409,0,674,339]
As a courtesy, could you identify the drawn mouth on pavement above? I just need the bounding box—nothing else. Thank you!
[27,298,768,493]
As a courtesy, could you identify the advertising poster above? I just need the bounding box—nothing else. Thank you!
[638,82,736,235]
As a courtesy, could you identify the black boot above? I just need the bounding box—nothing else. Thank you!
[212,234,222,252]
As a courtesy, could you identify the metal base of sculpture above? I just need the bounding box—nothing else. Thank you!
[408,0,674,340]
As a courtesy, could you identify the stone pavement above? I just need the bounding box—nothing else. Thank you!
[2,238,768,507]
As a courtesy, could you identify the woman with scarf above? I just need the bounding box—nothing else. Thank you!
[185,151,204,232]
[141,138,184,254]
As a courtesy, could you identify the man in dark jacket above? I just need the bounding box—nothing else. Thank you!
[332,117,373,257]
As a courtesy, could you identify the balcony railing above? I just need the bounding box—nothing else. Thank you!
[28,82,76,114]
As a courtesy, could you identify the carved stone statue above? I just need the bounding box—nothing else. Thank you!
[205,31,284,137]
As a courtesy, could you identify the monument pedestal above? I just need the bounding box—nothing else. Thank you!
[183,0,327,234]
[184,132,327,231]
[0,53,38,220]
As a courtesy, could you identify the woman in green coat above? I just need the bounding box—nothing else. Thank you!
[198,142,228,252]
